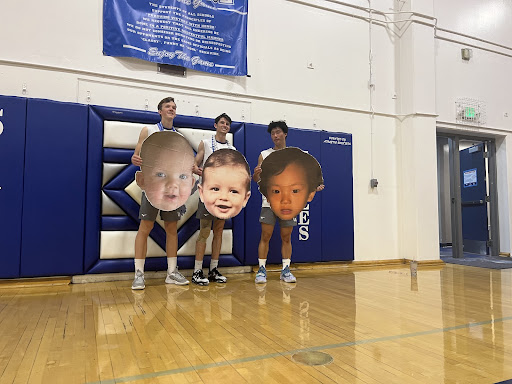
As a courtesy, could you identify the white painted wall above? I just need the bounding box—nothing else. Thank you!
[1,0,512,260]
[434,0,512,254]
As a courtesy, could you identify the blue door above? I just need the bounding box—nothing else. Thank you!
[460,144,488,255]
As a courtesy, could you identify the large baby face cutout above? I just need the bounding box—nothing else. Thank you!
[136,131,195,212]
[258,147,323,221]
[198,148,251,220]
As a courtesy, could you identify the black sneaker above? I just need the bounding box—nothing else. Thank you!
[208,267,227,283]
[192,270,209,286]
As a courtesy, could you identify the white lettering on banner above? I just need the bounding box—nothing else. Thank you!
[0,109,4,135]
[298,204,310,241]
[147,47,215,66]
[323,136,351,145]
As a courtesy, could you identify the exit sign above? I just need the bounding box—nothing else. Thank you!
[464,107,476,119]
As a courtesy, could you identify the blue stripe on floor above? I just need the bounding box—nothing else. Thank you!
[86,315,512,384]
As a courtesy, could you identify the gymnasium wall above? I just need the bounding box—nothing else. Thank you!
[0,96,353,278]
[1,0,512,260]
[433,0,512,254]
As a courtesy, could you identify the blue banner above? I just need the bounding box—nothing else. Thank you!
[103,0,248,76]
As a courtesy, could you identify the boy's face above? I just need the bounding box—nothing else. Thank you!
[158,101,177,120]
[270,127,287,147]
[214,117,231,135]
[136,147,195,212]
[199,165,251,220]
[267,162,315,220]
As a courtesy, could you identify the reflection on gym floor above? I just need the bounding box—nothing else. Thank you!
[1,264,512,383]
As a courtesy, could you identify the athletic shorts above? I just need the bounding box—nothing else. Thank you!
[139,192,185,222]
[259,207,297,227]
[196,201,215,220]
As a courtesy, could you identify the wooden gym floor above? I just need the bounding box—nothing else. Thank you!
[1,263,512,384]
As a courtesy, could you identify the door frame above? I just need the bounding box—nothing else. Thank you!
[437,133,500,258]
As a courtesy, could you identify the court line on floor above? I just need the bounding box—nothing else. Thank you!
[86,315,512,384]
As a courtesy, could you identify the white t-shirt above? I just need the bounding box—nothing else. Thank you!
[146,122,177,137]
[201,135,235,167]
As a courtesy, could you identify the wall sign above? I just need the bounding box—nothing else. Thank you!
[103,0,248,76]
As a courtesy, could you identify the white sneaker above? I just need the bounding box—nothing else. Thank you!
[192,270,209,286]
[165,267,189,285]
[132,269,145,290]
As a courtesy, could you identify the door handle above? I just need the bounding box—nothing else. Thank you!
[461,200,484,206]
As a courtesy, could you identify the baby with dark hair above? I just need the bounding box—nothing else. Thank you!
[198,148,251,220]
[258,147,323,221]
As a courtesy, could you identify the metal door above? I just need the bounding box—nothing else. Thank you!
[459,144,488,255]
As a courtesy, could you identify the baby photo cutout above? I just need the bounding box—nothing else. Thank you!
[258,147,323,221]
[198,148,252,220]
[135,131,196,212]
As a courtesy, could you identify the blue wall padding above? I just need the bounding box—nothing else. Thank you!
[244,123,280,265]
[232,214,245,264]
[232,119,246,264]
[177,216,199,250]
[87,254,242,275]
[84,107,104,272]
[174,115,215,130]
[84,107,248,274]
[88,258,167,274]
[103,163,138,189]
[0,96,27,278]
[103,189,141,220]
[233,122,245,159]
[320,131,354,261]
[102,216,139,231]
[1,96,354,278]
[103,148,134,164]
[285,127,322,263]
[91,105,159,124]
[21,99,88,277]
[243,124,325,264]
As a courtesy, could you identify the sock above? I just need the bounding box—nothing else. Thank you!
[282,259,291,269]
[135,259,145,276]
[258,259,267,268]
[167,257,177,274]
[210,259,219,270]
[194,260,203,272]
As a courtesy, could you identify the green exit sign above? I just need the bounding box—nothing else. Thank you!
[464,107,476,119]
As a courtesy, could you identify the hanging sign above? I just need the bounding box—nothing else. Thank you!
[103,0,248,76]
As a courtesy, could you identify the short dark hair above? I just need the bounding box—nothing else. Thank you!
[267,120,288,134]
[202,148,251,191]
[258,147,323,198]
[215,113,232,125]
[158,97,175,111]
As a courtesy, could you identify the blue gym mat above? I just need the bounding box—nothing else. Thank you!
[441,252,512,270]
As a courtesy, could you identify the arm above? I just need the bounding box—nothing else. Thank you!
[131,127,149,167]
[252,154,263,182]
[193,141,205,176]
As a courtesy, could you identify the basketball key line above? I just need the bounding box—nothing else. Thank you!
[86,315,512,384]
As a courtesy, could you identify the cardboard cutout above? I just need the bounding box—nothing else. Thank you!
[258,147,323,221]
[136,131,195,212]
[198,148,251,220]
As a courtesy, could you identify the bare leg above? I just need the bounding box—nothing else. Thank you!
[211,219,225,261]
[258,223,275,260]
[164,221,178,260]
[195,219,211,263]
[135,220,154,259]
[280,226,293,260]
